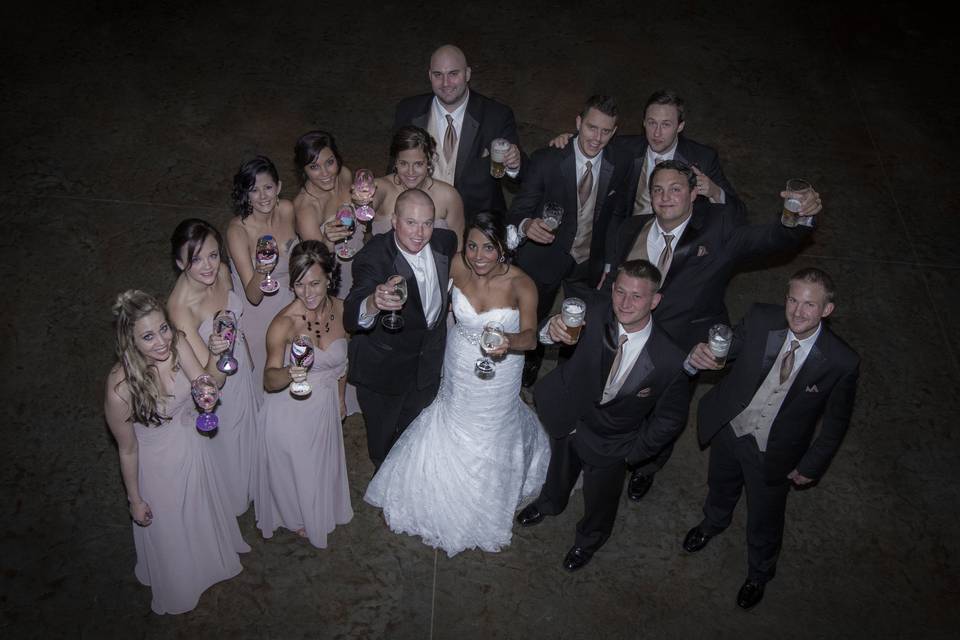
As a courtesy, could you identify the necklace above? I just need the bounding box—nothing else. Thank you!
[302,296,334,343]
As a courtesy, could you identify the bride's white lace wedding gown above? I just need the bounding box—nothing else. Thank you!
[364,286,550,556]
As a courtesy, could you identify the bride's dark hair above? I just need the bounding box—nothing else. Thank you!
[461,211,510,268]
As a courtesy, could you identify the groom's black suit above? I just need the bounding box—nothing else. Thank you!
[344,228,458,468]
[531,299,690,552]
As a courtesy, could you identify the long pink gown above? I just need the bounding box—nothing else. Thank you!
[132,368,249,615]
[230,237,298,392]
[197,289,258,516]
[255,338,353,549]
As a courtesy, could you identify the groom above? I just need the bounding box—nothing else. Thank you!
[516,260,690,571]
[344,189,458,470]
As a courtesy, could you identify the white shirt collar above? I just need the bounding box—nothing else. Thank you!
[618,317,654,343]
[573,135,604,171]
[786,323,822,353]
[653,214,692,243]
[395,237,430,267]
[646,138,679,164]
[432,90,470,127]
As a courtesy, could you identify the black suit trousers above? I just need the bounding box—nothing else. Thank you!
[701,424,790,583]
[356,379,440,470]
[534,432,627,553]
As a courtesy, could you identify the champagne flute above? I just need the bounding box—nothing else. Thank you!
[351,168,377,222]
[256,235,280,293]
[214,310,239,374]
[335,204,356,260]
[475,321,505,379]
[289,335,315,397]
[191,374,220,434]
[541,202,563,231]
[380,275,407,331]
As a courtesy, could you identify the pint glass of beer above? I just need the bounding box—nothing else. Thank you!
[561,297,586,341]
[781,179,811,227]
[490,138,510,178]
[708,323,732,366]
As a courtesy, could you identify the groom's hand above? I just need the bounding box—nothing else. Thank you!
[368,276,405,314]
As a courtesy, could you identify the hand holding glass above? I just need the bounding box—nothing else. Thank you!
[475,321,505,379]
[256,235,280,293]
[334,204,356,259]
[214,310,239,374]
[708,323,732,366]
[781,179,812,228]
[289,335,315,397]
[560,297,586,342]
[380,275,407,331]
[490,138,510,178]
[541,202,563,231]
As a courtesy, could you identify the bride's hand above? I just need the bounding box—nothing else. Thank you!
[487,334,511,358]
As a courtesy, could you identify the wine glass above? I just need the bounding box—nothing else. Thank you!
[289,335,315,397]
[474,321,505,379]
[351,169,376,222]
[541,202,563,231]
[256,235,280,294]
[380,275,407,331]
[213,310,239,374]
[334,204,356,260]
[191,374,220,434]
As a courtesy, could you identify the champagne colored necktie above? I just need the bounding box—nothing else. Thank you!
[443,114,457,164]
[604,334,630,399]
[657,233,674,273]
[779,339,801,384]
[578,161,593,207]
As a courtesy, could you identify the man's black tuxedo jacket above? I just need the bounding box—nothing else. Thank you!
[533,300,690,467]
[698,304,860,483]
[613,134,735,209]
[608,203,810,353]
[508,139,632,289]
[343,228,458,394]
[394,91,523,218]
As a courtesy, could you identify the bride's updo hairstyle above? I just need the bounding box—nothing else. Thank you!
[461,211,510,267]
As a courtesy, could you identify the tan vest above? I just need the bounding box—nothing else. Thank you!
[626,219,656,262]
[570,170,599,263]
[730,343,801,451]
[427,109,457,185]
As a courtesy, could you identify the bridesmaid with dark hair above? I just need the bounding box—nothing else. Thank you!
[256,240,353,548]
[167,218,259,516]
[226,155,299,388]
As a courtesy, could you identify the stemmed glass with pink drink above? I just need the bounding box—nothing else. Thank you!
[351,169,376,222]
[191,374,220,434]
[256,235,280,293]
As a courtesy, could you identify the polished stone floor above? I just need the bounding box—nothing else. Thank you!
[2,2,957,638]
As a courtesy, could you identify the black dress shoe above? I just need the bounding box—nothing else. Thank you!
[628,469,654,502]
[521,360,540,388]
[515,504,544,527]
[682,526,713,553]
[736,579,765,610]
[562,546,593,572]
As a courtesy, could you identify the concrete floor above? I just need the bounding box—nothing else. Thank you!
[2,1,957,638]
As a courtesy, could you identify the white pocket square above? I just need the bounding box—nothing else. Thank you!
[805,385,819,393]
[481,148,490,158]
[607,190,616,196]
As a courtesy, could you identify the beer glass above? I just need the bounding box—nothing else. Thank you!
[255,235,280,293]
[351,168,376,222]
[490,138,510,178]
[191,374,220,433]
[334,204,357,260]
[708,323,733,366]
[475,321,505,379]
[781,179,811,228]
[560,297,586,342]
[380,275,407,331]
[214,310,239,374]
[289,335,315,397]
[541,202,563,231]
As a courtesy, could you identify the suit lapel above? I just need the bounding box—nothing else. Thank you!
[599,315,619,391]
[454,98,480,186]
[561,147,578,219]
[662,209,705,289]
[594,156,614,221]
[412,109,429,130]
[611,348,653,402]
[759,328,788,388]
[783,332,829,405]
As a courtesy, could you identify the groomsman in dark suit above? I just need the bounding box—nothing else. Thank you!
[515,260,690,571]
[683,268,860,609]
[618,89,736,215]
[604,160,822,502]
[393,44,524,221]
[343,189,458,470]
[508,95,632,386]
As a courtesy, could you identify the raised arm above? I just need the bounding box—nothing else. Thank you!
[226,222,266,305]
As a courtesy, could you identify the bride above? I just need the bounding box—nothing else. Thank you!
[364,212,550,556]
